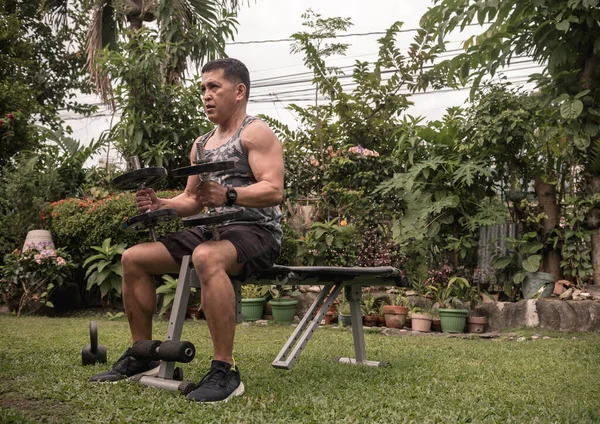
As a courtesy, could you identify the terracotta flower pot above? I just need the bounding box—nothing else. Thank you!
[383,305,408,328]
[363,315,379,327]
[411,313,432,332]
[467,315,488,333]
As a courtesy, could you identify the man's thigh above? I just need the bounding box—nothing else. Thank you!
[125,241,181,275]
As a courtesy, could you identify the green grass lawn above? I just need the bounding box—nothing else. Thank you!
[0,315,599,424]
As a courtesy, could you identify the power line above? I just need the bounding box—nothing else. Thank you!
[248,77,534,104]
[227,22,491,46]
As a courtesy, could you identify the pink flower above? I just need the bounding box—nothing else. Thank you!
[34,254,43,264]
[7,113,15,120]
[56,257,66,266]
[0,119,4,127]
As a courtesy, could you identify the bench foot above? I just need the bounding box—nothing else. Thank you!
[333,357,388,367]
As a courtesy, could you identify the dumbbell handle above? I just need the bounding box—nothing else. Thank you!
[129,155,157,242]
[196,144,221,241]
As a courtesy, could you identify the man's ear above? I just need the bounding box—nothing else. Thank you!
[236,83,247,100]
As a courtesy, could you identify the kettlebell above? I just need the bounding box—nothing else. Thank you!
[82,321,107,366]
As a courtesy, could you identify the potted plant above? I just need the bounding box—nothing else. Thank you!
[377,302,386,326]
[156,275,178,318]
[429,276,470,333]
[361,294,378,327]
[264,283,298,324]
[491,232,554,300]
[383,290,409,329]
[156,275,201,319]
[338,295,352,326]
[409,307,433,332]
[241,284,266,322]
[465,285,488,333]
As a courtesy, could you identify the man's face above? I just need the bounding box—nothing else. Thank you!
[200,69,244,124]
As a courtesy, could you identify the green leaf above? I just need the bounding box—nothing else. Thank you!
[556,20,570,32]
[560,100,584,119]
[595,38,600,56]
[574,89,590,99]
[584,124,599,137]
[513,271,526,285]
[522,255,542,273]
[492,257,512,269]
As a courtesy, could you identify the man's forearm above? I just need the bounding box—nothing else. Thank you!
[159,192,200,217]
[234,182,283,208]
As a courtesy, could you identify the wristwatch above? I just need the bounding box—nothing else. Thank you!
[225,187,238,207]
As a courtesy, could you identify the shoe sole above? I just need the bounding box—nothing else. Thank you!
[91,365,162,384]
[187,382,245,404]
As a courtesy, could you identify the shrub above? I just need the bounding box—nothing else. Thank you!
[83,238,126,304]
[44,190,184,265]
[0,164,65,260]
[0,243,76,316]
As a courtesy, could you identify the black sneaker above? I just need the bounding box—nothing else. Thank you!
[90,348,160,382]
[185,360,245,403]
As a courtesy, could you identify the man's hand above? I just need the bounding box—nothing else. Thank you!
[135,188,162,213]
[197,181,227,208]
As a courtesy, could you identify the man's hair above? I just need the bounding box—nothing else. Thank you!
[201,58,250,100]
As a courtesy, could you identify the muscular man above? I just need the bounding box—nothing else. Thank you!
[91,58,284,404]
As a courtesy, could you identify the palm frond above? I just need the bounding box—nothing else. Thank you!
[86,1,116,108]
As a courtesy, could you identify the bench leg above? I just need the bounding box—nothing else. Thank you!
[272,283,344,370]
[147,255,193,384]
[333,285,387,368]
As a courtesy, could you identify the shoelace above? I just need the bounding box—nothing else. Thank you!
[197,367,229,389]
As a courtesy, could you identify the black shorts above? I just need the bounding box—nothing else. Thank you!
[159,224,280,278]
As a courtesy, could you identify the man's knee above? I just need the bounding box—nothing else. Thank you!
[192,243,232,282]
[121,247,139,272]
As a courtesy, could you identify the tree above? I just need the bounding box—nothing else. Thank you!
[80,0,240,103]
[0,0,95,170]
[420,0,600,283]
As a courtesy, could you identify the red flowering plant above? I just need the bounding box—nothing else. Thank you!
[0,241,76,317]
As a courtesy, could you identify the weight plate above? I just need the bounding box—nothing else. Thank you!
[171,160,237,178]
[110,167,168,190]
[182,208,244,227]
[122,209,179,232]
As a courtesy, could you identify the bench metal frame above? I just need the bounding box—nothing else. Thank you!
[167,257,406,370]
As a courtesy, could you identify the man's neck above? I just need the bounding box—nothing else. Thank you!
[214,105,247,137]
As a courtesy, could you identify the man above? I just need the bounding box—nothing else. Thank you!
[90,58,284,404]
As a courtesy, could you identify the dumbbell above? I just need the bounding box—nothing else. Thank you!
[172,142,243,241]
[110,156,179,242]
[81,321,107,365]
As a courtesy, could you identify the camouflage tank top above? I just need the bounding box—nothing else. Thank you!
[196,115,282,246]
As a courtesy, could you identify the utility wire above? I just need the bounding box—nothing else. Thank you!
[227,22,491,45]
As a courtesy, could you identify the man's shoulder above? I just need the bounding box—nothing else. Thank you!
[241,118,279,147]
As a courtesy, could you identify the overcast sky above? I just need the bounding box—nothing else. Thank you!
[64,0,541,164]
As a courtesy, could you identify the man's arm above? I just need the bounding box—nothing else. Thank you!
[136,139,204,217]
[237,120,284,207]
[194,120,284,209]
[158,140,204,216]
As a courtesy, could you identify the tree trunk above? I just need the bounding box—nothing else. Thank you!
[592,232,600,285]
[534,176,561,280]
[581,56,599,284]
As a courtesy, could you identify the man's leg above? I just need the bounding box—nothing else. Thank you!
[191,240,243,364]
[121,242,180,342]
[90,241,179,382]
[185,239,244,403]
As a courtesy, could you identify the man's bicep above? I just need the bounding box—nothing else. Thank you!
[247,129,284,186]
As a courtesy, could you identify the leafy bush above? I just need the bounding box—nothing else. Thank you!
[0,162,65,260]
[83,238,126,304]
[44,190,184,265]
[0,243,76,316]
[296,218,357,266]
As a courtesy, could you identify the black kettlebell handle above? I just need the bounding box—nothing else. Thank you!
[90,321,98,353]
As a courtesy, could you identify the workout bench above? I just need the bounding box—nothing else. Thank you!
[166,255,409,370]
